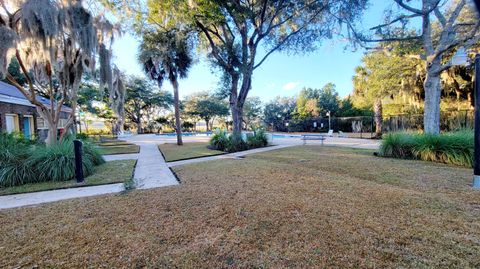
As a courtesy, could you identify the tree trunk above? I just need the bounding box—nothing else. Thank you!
[229,73,243,138]
[172,79,183,145]
[230,101,243,138]
[60,100,78,142]
[205,120,209,132]
[374,98,383,138]
[36,107,57,146]
[136,121,142,134]
[423,68,442,134]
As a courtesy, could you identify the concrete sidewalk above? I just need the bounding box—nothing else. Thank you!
[133,143,179,189]
[0,183,124,210]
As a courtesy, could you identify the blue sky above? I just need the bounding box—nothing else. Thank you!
[112,2,389,101]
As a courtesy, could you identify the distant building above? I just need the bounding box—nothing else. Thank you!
[0,81,72,141]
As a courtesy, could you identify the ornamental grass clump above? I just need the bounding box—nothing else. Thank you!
[379,130,473,167]
[246,128,269,148]
[29,140,95,182]
[0,133,36,187]
[0,133,105,187]
[379,132,416,159]
[209,129,230,151]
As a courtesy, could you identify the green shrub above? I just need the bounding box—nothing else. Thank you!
[0,133,37,187]
[0,134,105,187]
[247,128,268,148]
[209,128,269,153]
[379,131,474,167]
[0,146,36,187]
[226,134,249,152]
[75,133,90,140]
[29,142,82,182]
[209,129,230,151]
[83,142,106,166]
[379,133,416,158]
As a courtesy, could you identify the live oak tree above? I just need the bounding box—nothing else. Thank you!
[264,96,296,132]
[294,84,340,120]
[317,83,340,116]
[118,0,368,139]
[0,0,117,145]
[124,76,172,133]
[351,0,480,134]
[295,88,321,119]
[184,92,229,132]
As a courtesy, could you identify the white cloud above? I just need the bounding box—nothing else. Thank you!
[282,81,300,91]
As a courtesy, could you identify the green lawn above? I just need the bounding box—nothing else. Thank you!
[98,144,140,155]
[0,160,136,196]
[1,146,479,267]
[97,141,133,147]
[158,142,225,162]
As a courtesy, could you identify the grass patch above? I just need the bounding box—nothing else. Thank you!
[158,142,224,162]
[98,144,140,155]
[96,141,133,147]
[0,146,479,268]
[0,160,136,196]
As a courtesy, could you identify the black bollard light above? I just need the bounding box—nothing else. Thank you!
[474,55,480,189]
[73,139,84,183]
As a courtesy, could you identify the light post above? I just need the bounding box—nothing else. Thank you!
[326,111,331,132]
[451,47,479,189]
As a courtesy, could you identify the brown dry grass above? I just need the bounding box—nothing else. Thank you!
[0,146,479,268]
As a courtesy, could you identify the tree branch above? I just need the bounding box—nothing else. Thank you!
[393,0,424,14]
[14,50,36,100]
[433,7,446,26]
[253,3,326,69]
[195,20,230,70]
[369,14,421,31]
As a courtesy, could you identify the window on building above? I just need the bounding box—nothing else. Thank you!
[37,117,69,129]
[37,117,47,129]
[5,114,19,133]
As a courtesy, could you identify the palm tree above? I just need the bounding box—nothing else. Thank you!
[139,30,192,145]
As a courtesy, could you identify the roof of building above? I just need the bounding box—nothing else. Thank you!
[0,81,72,113]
